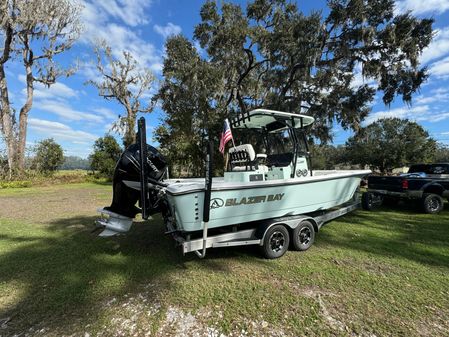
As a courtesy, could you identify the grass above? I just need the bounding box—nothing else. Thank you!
[0,183,448,336]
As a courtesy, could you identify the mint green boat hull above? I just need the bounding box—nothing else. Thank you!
[166,170,369,232]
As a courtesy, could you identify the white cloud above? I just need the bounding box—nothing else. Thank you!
[416,88,449,104]
[18,74,78,100]
[441,131,449,135]
[28,118,98,142]
[95,0,151,27]
[421,27,449,64]
[83,22,162,74]
[93,107,119,120]
[37,100,104,123]
[395,0,449,15]
[365,104,449,125]
[426,112,449,122]
[80,1,162,74]
[429,56,449,78]
[82,0,152,27]
[153,22,182,39]
[365,105,429,124]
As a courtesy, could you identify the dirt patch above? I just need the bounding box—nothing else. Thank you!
[0,185,110,225]
[416,306,449,337]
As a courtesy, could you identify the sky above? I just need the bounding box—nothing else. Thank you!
[2,0,449,158]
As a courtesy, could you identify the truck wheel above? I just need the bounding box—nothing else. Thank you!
[261,224,290,259]
[291,220,315,251]
[422,193,444,214]
[362,192,375,210]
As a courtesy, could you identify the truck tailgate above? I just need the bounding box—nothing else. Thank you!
[368,176,404,192]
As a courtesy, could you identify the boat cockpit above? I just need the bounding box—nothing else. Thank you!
[224,109,314,183]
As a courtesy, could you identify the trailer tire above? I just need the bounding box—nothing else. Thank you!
[261,225,290,259]
[291,220,315,251]
[422,193,444,214]
[362,192,375,210]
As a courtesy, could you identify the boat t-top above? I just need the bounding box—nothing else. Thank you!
[96,109,371,259]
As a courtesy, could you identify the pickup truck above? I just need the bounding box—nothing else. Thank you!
[363,163,449,214]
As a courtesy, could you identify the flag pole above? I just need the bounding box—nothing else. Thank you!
[227,119,237,149]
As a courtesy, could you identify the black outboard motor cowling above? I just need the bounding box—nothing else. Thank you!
[106,143,167,218]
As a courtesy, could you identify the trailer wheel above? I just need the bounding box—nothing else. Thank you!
[422,193,444,214]
[361,192,375,210]
[261,225,290,259]
[291,220,315,251]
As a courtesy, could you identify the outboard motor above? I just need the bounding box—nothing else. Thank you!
[95,118,168,236]
[106,143,167,218]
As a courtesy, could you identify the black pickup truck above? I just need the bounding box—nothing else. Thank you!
[363,163,449,214]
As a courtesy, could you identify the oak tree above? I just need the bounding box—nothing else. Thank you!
[155,0,433,173]
[345,118,436,173]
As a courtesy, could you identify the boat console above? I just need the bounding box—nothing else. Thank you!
[224,109,313,183]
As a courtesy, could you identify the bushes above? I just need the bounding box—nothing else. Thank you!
[0,180,32,189]
[89,135,122,179]
[32,138,64,174]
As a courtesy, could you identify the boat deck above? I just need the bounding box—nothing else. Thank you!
[165,170,370,195]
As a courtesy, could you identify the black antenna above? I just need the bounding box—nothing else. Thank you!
[138,117,149,219]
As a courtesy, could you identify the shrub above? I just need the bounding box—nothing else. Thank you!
[89,135,122,179]
[33,138,64,174]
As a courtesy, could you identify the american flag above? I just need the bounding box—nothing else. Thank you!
[219,119,233,154]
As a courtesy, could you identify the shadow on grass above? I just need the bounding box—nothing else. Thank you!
[0,212,270,335]
[0,215,186,335]
[318,203,449,268]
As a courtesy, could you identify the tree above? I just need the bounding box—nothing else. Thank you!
[156,0,433,171]
[33,138,64,174]
[88,42,156,148]
[89,135,122,179]
[0,0,82,175]
[154,36,225,177]
[309,143,347,170]
[434,143,449,162]
[345,118,436,173]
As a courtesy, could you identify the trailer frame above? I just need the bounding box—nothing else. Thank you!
[167,199,360,257]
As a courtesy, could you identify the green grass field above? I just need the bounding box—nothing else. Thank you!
[0,183,448,336]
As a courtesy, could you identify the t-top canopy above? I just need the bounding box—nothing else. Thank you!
[230,109,314,131]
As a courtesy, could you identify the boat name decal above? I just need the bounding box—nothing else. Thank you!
[210,193,285,209]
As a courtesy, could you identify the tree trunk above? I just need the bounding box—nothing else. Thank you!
[17,63,34,171]
[0,64,17,176]
[124,106,136,148]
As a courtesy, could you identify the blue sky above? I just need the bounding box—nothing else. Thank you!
[2,0,449,158]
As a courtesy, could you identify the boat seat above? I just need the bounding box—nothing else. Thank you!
[267,152,293,167]
[229,144,259,171]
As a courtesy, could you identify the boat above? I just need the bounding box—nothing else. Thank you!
[96,109,370,258]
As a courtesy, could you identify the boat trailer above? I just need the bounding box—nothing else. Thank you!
[168,200,360,257]
[95,117,363,259]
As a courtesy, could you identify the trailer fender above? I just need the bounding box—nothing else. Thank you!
[256,216,318,245]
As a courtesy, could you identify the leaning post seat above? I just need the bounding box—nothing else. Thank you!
[228,144,260,171]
